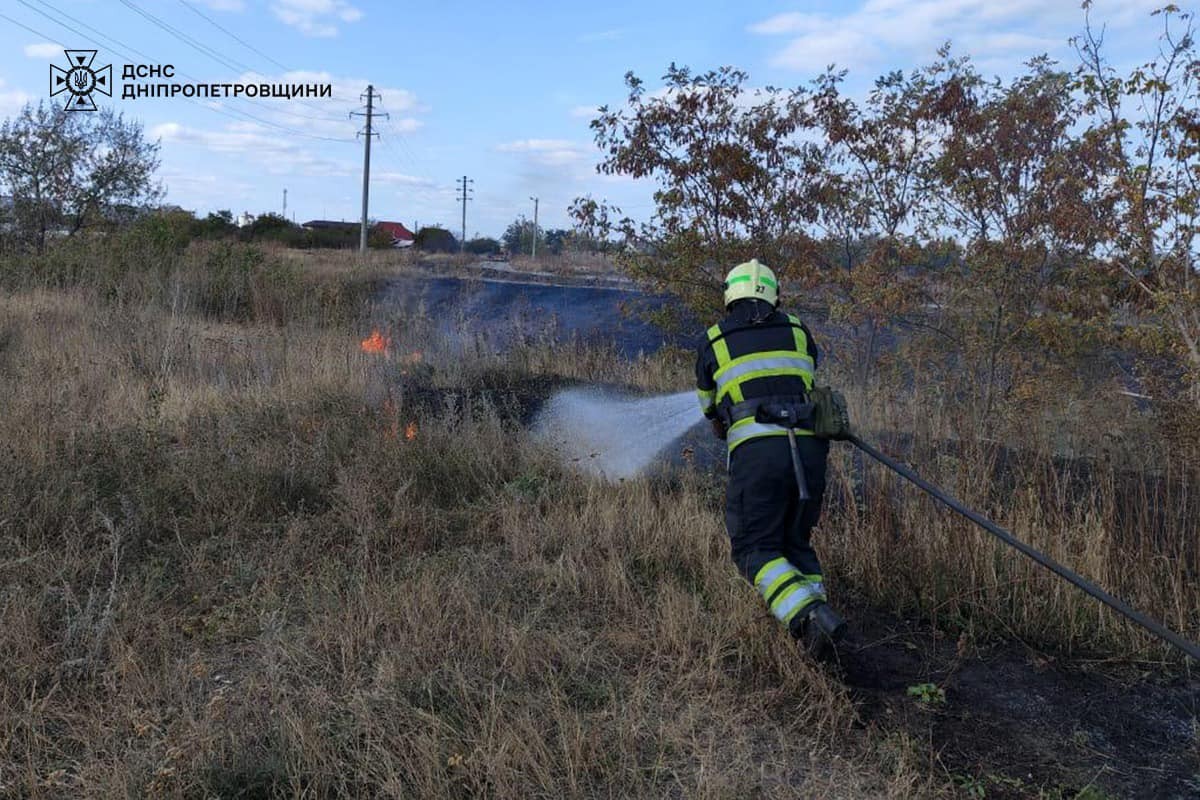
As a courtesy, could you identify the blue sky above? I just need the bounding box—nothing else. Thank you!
[0,0,1178,237]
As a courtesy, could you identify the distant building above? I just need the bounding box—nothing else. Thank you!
[301,219,355,231]
[374,220,415,248]
[236,211,256,228]
[302,219,415,248]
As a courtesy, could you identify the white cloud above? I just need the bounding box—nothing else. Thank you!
[496,139,578,153]
[496,139,588,168]
[195,0,246,10]
[747,12,826,36]
[373,172,435,188]
[579,29,624,43]
[0,79,33,118]
[748,0,1168,74]
[773,28,881,72]
[232,70,425,112]
[570,105,600,119]
[270,0,363,37]
[151,120,351,178]
[388,118,424,133]
[23,42,63,59]
[216,70,426,137]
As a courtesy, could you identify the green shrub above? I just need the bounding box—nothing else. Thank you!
[178,241,301,324]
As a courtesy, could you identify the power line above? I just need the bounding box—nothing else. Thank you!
[120,0,254,76]
[0,9,58,44]
[115,0,346,124]
[374,102,425,172]
[175,0,290,73]
[374,104,442,192]
[24,0,155,63]
[172,0,348,119]
[13,0,354,142]
[22,0,346,129]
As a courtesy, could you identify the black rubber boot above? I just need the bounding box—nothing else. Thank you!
[790,601,847,659]
[809,602,848,643]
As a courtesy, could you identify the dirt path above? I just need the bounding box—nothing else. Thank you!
[832,606,1199,799]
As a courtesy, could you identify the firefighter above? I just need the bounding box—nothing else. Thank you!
[695,259,847,654]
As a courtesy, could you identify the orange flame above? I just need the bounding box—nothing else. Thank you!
[405,421,418,441]
[360,329,391,354]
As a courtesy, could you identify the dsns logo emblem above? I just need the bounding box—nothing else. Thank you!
[50,49,112,111]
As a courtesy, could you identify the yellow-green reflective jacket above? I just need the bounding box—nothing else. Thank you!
[695,306,818,455]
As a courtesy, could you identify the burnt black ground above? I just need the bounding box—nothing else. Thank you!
[830,607,1199,799]
[375,272,689,359]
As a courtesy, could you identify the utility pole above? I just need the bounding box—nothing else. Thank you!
[529,196,539,259]
[456,175,474,252]
[282,188,287,218]
[350,85,387,254]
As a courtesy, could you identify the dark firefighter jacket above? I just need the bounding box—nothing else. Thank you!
[695,300,820,454]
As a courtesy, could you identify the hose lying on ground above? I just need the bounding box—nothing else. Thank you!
[847,434,1200,664]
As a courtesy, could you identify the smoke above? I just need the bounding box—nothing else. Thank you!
[532,388,703,479]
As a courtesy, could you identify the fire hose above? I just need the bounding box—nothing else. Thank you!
[655,390,1197,659]
[845,433,1200,663]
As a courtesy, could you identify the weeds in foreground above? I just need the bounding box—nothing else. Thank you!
[1,234,1193,795]
[0,246,938,797]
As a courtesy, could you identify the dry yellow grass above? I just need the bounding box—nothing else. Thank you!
[2,233,1193,796]
[819,354,1200,664]
[0,242,944,797]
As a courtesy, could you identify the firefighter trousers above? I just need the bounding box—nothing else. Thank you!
[725,434,829,594]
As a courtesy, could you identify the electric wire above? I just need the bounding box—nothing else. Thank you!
[0,9,58,45]
[24,0,156,64]
[176,0,290,73]
[172,0,357,113]
[171,0,360,107]
[373,98,447,208]
[173,0,357,116]
[848,434,1200,662]
[119,0,252,77]
[12,0,354,142]
[20,0,349,133]
[115,0,347,124]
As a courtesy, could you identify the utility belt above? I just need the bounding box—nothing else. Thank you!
[720,390,852,498]
[720,394,816,499]
[720,389,851,441]
[724,394,816,430]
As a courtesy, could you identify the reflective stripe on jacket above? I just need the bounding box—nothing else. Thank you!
[695,307,817,455]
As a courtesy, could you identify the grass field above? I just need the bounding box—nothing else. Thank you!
[1,237,1195,797]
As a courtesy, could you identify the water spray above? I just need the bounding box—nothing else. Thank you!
[532,387,700,479]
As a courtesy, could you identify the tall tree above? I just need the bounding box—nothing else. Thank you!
[576,64,828,315]
[502,215,541,256]
[1073,3,1200,405]
[925,54,1111,422]
[810,60,949,388]
[0,101,161,253]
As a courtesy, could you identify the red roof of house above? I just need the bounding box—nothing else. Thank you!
[375,221,414,241]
